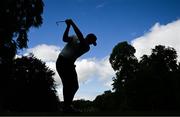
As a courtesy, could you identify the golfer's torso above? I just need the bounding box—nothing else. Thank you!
[60,36,90,61]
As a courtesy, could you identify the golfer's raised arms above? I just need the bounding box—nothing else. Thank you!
[63,19,86,44]
[69,20,84,42]
[63,20,71,42]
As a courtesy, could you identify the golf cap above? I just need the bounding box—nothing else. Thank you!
[87,33,97,46]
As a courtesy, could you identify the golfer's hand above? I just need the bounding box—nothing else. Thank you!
[65,19,73,26]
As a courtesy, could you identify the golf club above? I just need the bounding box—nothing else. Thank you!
[56,21,65,26]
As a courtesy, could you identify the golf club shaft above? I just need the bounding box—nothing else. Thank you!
[57,21,65,23]
[56,21,65,25]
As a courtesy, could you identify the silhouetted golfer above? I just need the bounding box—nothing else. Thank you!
[56,19,97,112]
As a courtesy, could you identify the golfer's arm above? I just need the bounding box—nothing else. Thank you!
[63,25,71,42]
[71,22,84,42]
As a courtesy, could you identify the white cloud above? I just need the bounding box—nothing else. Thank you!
[75,57,115,85]
[74,92,99,101]
[131,19,180,61]
[96,57,115,81]
[23,44,115,100]
[75,58,97,83]
[25,44,60,62]
[96,1,108,9]
[104,80,113,89]
[96,3,105,8]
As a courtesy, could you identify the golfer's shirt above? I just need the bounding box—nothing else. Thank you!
[60,35,90,62]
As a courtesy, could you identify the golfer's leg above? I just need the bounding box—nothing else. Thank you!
[69,69,79,102]
[63,69,79,107]
[56,63,71,108]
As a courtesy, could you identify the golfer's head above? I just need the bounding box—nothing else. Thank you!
[85,33,97,46]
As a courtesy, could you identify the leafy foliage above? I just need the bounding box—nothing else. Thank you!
[0,0,49,112]
[0,0,43,48]
[135,45,180,111]
[93,90,121,111]
[0,55,60,112]
[73,99,96,112]
[95,42,180,113]
[0,0,44,62]
[109,41,138,95]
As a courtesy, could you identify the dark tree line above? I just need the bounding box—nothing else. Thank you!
[94,41,180,114]
[0,0,60,113]
[6,55,60,112]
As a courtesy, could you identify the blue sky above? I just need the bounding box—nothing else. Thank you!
[27,0,180,57]
[22,0,180,100]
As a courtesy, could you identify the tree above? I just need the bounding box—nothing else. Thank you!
[0,0,44,112]
[0,0,43,67]
[0,0,43,52]
[136,45,179,111]
[109,41,138,91]
[93,90,120,111]
[109,41,138,110]
[95,43,180,112]
[73,99,95,113]
[5,55,60,112]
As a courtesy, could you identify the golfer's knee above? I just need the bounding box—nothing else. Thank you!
[74,83,79,91]
[77,84,79,90]
[71,83,78,93]
[64,84,78,92]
